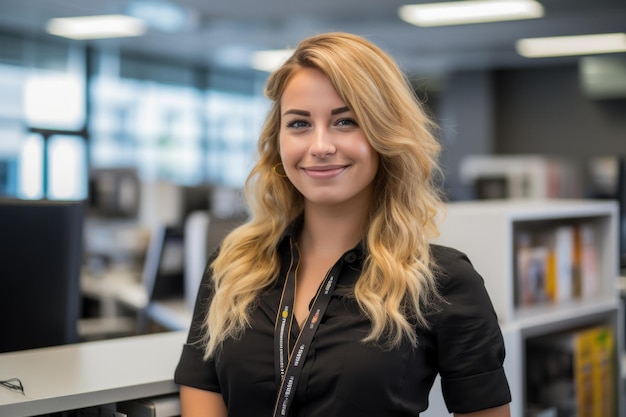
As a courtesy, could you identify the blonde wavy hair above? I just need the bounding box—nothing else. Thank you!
[203,32,445,359]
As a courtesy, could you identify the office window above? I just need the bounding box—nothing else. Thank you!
[91,51,270,188]
[90,51,205,185]
[16,134,87,200]
[0,34,84,124]
[0,34,86,198]
[205,91,269,187]
[23,72,84,131]
[48,135,87,200]
[17,135,44,199]
[0,36,270,194]
[0,64,25,120]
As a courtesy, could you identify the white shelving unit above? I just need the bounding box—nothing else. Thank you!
[428,199,623,417]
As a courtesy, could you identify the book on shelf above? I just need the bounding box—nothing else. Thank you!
[554,225,574,302]
[514,221,601,308]
[516,231,550,306]
[579,223,600,299]
[525,325,615,417]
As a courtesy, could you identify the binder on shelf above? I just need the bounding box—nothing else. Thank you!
[574,328,594,417]
[526,325,615,417]
[590,326,614,417]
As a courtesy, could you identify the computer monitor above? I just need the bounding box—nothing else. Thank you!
[0,198,85,352]
[143,225,185,302]
[88,167,140,219]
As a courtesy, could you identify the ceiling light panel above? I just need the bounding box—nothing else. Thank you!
[517,33,626,58]
[46,15,146,40]
[399,0,544,27]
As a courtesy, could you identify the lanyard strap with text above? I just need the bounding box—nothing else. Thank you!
[272,241,341,417]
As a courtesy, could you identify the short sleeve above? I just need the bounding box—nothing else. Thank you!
[431,245,512,413]
[173,253,221,392]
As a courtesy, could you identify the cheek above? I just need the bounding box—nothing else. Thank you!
[351,133,374,154]
[364,150,380,183]
[357,142,379,171]
[278,135,305,165]
[360,143,376,159]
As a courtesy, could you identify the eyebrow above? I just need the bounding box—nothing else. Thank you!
[283,109,310,117]
[331,106,350,115]
[282,106,351,117]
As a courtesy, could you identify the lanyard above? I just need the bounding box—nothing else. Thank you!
[272,239,341,417]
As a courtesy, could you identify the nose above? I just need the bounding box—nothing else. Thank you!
[310,127,336,157]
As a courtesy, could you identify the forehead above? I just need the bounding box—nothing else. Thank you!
[280,68,345,109]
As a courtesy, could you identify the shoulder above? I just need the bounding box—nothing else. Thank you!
[428,244,498,321]
[430,244,484,291]
[430,243,471,268]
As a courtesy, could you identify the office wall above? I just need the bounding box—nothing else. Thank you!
[436,70,496,200]
[493,64,626,164]
[436,64,626,199]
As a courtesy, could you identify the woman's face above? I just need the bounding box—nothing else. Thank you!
[278,67,379,210]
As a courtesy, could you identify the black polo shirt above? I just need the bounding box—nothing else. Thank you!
[174,229,511,416]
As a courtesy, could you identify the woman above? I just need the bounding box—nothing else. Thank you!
[175,32,511,416]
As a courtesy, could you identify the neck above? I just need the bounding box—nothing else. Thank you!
[299,204,368,260]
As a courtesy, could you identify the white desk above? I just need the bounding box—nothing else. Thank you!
[0,331,186,417]
[81,268,148,317]
[80,269,149,338]
[81,268,193,334]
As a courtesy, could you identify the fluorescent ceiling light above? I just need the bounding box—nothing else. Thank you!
[399,0,544,27]
[250,49,295,72]
[517,33,626,58]
[46,14,146,40]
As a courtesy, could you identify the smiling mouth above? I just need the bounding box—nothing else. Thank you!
[302,165,348,179]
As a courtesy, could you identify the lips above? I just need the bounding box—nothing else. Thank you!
[302,165,347,179]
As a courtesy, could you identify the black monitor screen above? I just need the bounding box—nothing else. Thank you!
[88,168,140,219]
[144,225,185,301]
[0,198,85,352]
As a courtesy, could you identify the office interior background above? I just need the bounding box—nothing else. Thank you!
[0,0,626,415]
[0,0,624,202]
[2,1,623,261]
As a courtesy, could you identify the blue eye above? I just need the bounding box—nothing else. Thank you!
[336,118,358,127]
[286,119,309,129]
